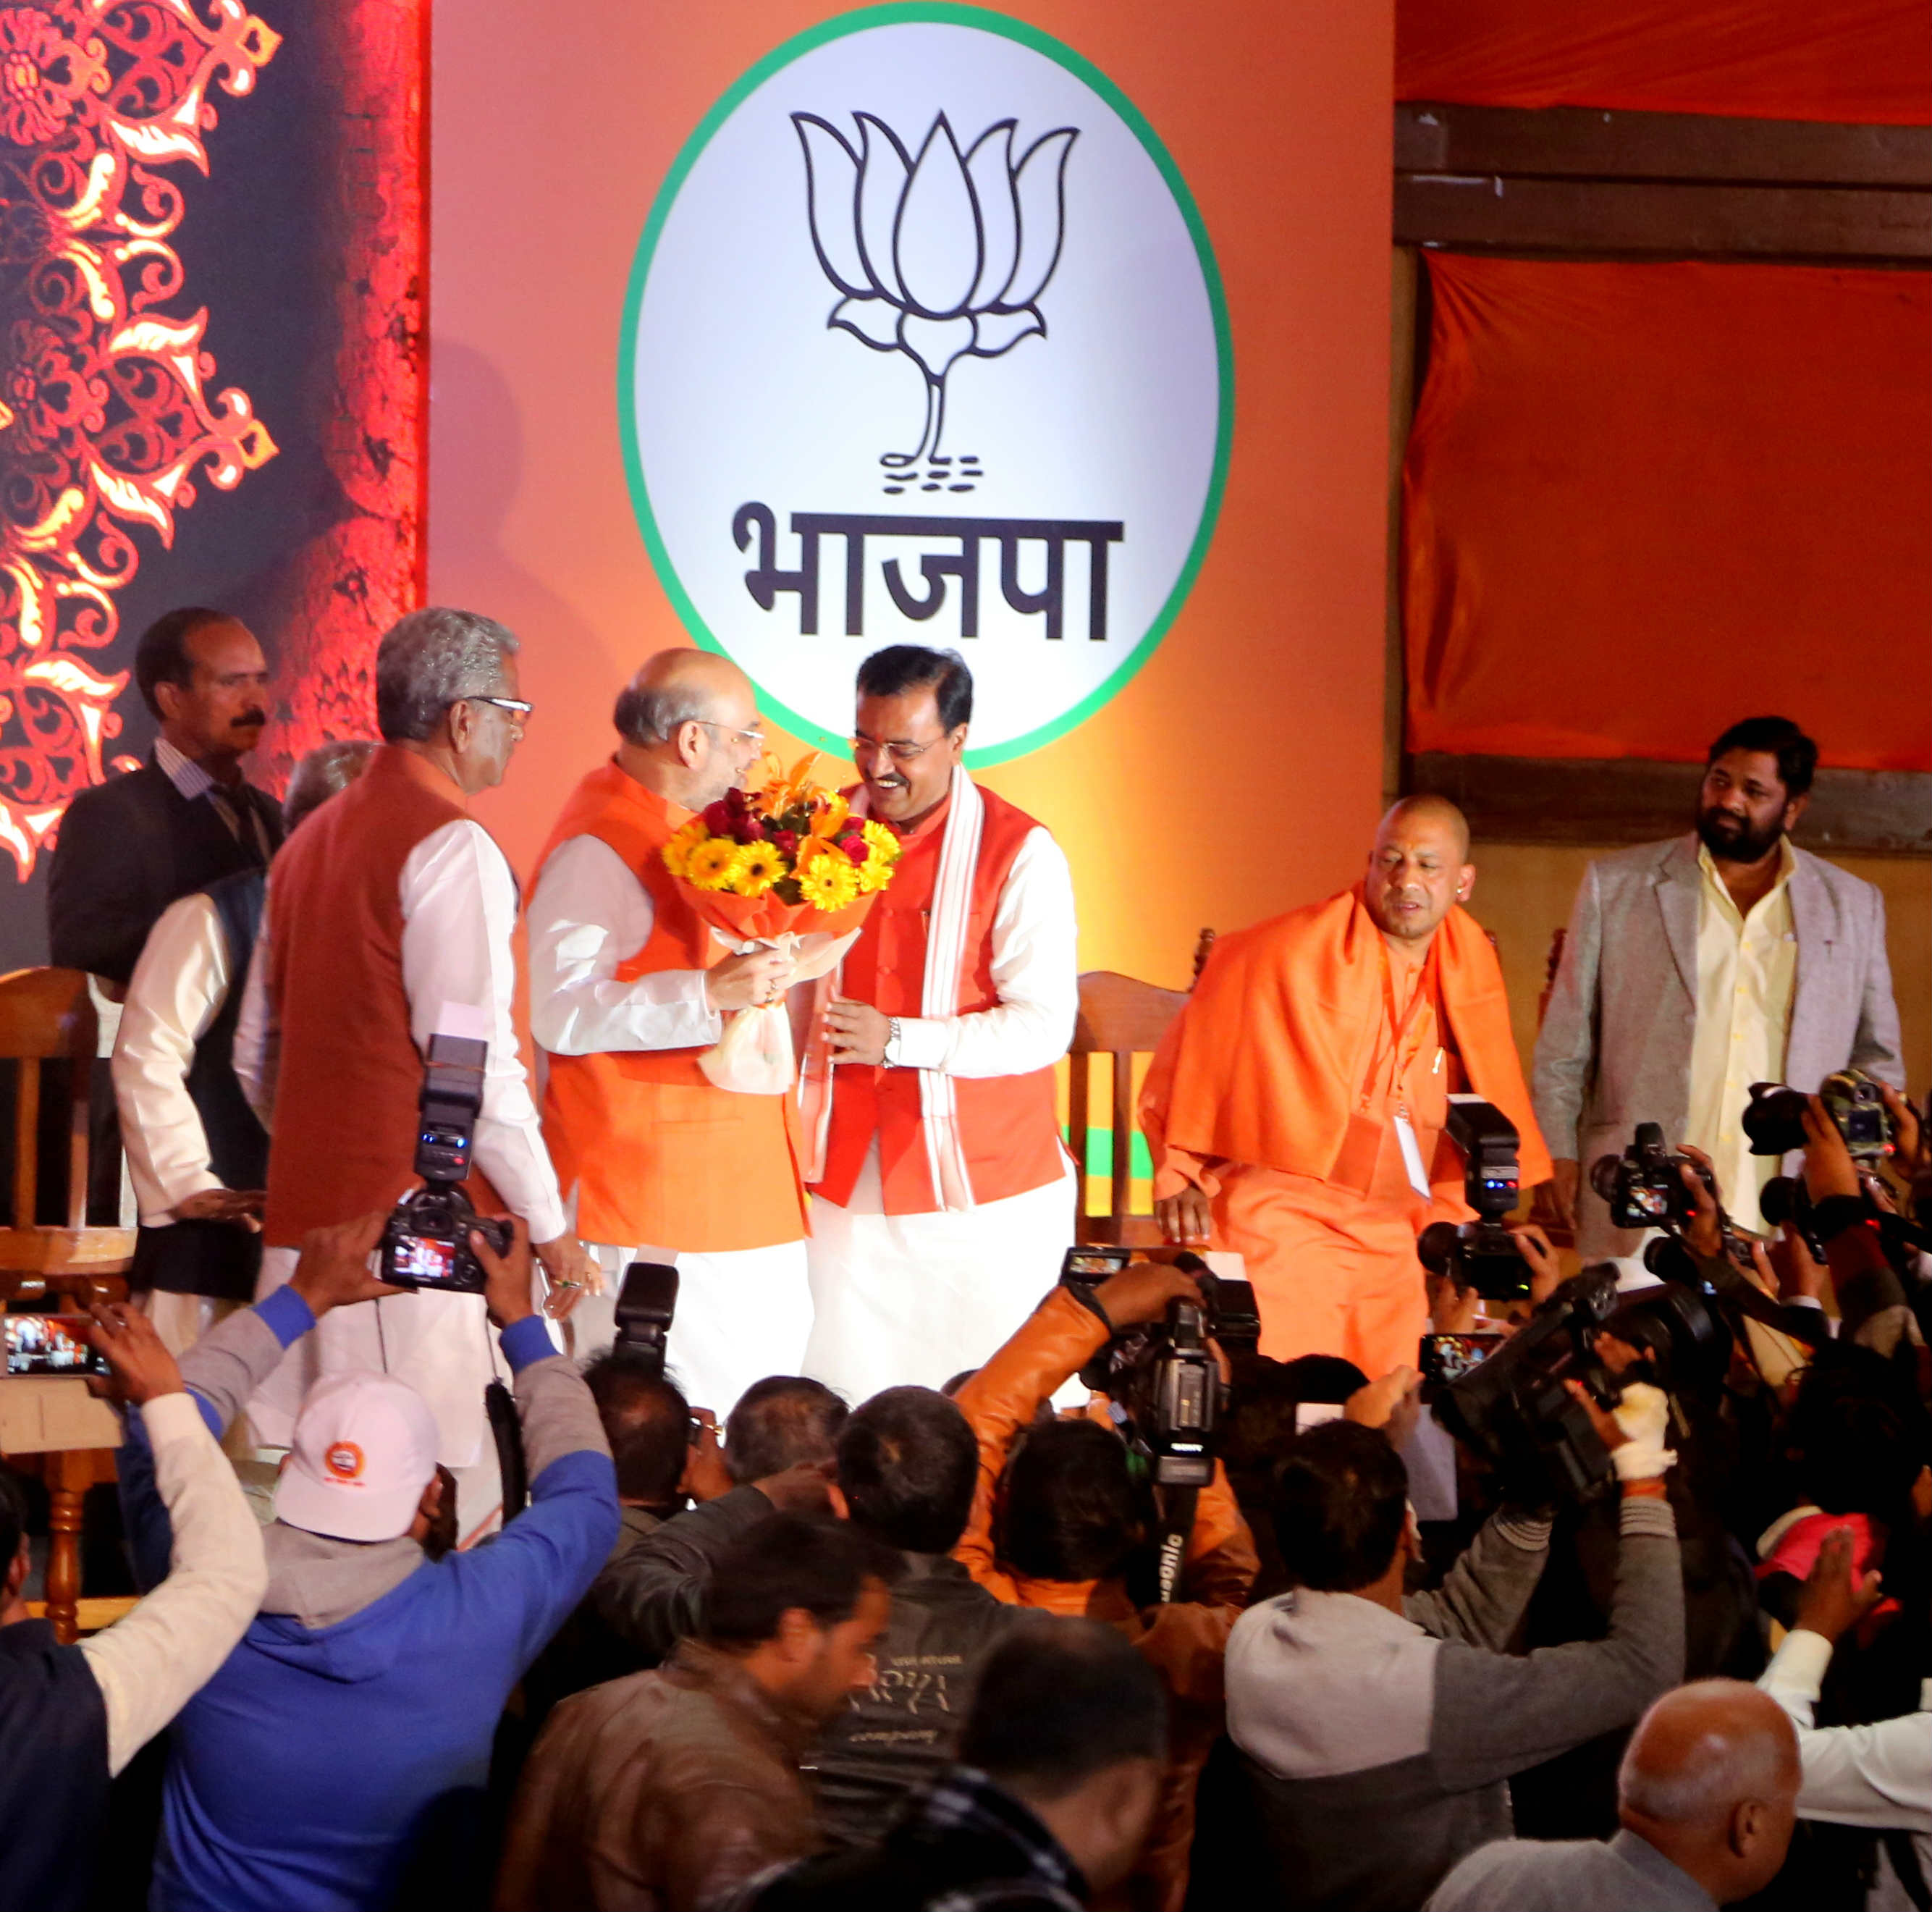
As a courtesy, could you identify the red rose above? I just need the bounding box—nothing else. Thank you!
[836,833,868,864]
[701,800,734,834]
[772,829,799,854]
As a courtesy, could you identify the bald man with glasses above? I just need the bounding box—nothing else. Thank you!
[527,649,812,1412]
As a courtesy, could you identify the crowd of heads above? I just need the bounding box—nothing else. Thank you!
[11,600,1923,1912]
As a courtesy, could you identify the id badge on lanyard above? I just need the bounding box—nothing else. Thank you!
[1382,943,1439,1200]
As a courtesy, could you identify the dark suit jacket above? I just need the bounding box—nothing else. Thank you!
[48,756,282,985]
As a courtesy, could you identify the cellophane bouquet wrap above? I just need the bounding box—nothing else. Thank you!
[662,753,900,1093]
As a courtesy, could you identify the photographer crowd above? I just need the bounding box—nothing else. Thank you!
[4,607,1930,1912]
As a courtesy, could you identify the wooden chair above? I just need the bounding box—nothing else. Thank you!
[1,966,134,1643]
[1069,930,1215,1248]
[0,966,135,1290]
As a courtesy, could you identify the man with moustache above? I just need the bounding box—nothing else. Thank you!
[50,607,282,991]
[1142,797,1549,1378]
[235,608,593,1531]
[528,649,809,1410]
[1533,717,1902,1254]
[801,645,1079,1404]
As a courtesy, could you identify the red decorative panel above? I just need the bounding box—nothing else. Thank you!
[0,0,425,880]
[253,1,426,791]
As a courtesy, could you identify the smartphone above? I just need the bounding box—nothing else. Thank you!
[1418,1329,1506,1389]
[4,1313,109,1378]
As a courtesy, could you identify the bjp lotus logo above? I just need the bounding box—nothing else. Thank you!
[792,111,1077,482]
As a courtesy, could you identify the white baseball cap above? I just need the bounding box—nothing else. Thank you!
[275,1371,440,1544]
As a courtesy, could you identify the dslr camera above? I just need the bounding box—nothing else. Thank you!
[1416,1095,1529,1302]
[1743,1069,1894,1166]
[1059,1247,1262,1489]
[1589,1122,1715,1232]
[613,1261,679,1380]
[1431,1265,1727,1504]
[380,1034,513,1294]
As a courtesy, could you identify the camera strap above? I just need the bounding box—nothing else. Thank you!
[1154,1486,1198,1604]
[486,1378,528,1524]
[1696,1251,1833,1350]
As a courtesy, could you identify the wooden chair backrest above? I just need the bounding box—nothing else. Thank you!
[0,969,97,1233]
[1538,927,1567,1028]
[1068,959,1197,1247]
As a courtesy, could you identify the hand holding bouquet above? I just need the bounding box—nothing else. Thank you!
[662,753,900,1092]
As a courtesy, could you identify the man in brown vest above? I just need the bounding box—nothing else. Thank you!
[235,607,594,1533]
[528,649,811,1413]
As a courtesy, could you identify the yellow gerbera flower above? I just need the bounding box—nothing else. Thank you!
[685,837,747,892]
[795,839,860,911]
[661,818,709,879]
[731,841,785,898]
[852,818,901,894]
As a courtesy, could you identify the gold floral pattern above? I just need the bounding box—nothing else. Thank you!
[0,0,278,877]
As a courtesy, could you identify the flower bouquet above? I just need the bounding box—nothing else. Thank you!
[662,752,900,1093]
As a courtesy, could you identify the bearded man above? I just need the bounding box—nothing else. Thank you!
[1533,715,1902,1253]
[1142,796,1548,1379]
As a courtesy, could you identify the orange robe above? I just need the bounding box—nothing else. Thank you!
[1141,887,1551,1381]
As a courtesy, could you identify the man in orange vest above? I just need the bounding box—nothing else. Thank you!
[1141,798,1551,1381]
[802,646,1079,1404]
[528,649,810,1412]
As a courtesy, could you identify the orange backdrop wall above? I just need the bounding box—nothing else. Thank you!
[427,0,1395,993]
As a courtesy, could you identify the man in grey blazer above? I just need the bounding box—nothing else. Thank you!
[1532,717,1903,1255]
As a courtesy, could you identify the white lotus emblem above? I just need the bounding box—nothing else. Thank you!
[792,111,1076,481]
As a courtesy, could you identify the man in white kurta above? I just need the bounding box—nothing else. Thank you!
[232,613,591,1537]
[112,744,375,1357]
[804,646,1078,1404]
[528,649,809,1415]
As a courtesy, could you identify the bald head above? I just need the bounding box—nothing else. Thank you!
[1377,795,1470,863]
[615,648,754,743]
[1363,796,1475,949]
[1618,1682,1800,1903]
[613,648,764,809]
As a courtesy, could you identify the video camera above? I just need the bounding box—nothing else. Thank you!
[1058,1246,1261,1491]
[1416,1095,1529,1302]
[1430,1264,1728,1504]
[1743,1069,1895,1166]
[613,1261,680,1380]
[1588,1122,1716,1233]
[380,1034,514,1294]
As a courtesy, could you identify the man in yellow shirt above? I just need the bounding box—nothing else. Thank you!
[1532,717,1903,1255]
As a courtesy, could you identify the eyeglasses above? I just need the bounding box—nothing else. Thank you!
[699,720,766,749]
[851,733,948,765]
[469,694,533,717]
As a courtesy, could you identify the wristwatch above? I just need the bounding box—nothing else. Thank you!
[882,1016,903,1067]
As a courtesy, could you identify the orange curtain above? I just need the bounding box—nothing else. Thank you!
[1403,256,1932,770]
[1397,0,1931,123]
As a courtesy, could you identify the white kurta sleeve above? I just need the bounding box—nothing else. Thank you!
[400,820,568,1243]
[77,1394,267,1775]
[1760,1629,1932,1832]
[111,896,233,1224]
[526,833,722,1056]
[231,896,275,1129]
[890,827,1079,1078]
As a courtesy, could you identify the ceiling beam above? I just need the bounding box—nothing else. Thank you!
[1398,102,1932,188]
[1395,103,1932,261]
